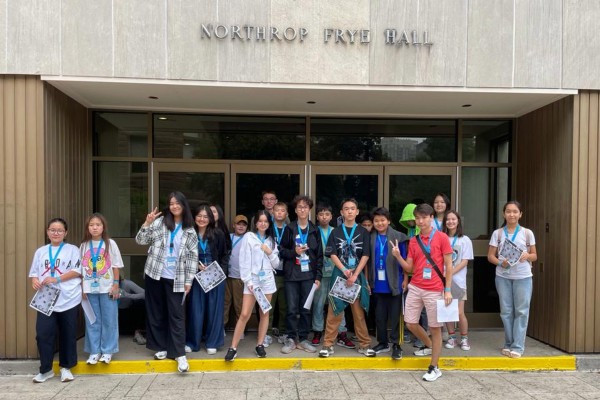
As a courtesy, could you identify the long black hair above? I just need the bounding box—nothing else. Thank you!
[193,204,216,243]
[163,191,194,231]
[252,210,274,238]
[442,210,464,237]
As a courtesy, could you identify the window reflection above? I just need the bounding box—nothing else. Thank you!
[93,112,148,157]
[462,120,511,162]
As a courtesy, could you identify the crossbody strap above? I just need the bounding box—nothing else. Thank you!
[416,236,446,287]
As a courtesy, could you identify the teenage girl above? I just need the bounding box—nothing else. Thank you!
[442,210,473,351]
[224,210,280,361]
[81,213,124,365]
[185,204,229,355]
[487,201,537,358]
[432,193,450,231]
[210,203,233,251]
[30,218,82,383]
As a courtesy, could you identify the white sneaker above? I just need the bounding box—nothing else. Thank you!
[263,334,273,348]
[318,346,334,358]
[154,350,167,360]
[99,354,112,364]
[32,370,54,383]
[445,337,457,349]
[206,348,217,355]
[86,353,100,365]
[422,365,442,382]
[460,337,471,351]
[176,356,189,373]
[60,368,74,382]
[299,340,317,353]
[185,345,192,353]
[414,346,433,356]
[358,347,376,357]
[281,337,296,354]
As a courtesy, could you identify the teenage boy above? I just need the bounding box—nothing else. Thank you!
[278,195,323,353]
[251,190,290,227]
[224,215,249,331]
[368,207,408,360]
[311,204,353,346]
[392,203,453,382]
[319,198,375,358]
[268,201,289,341]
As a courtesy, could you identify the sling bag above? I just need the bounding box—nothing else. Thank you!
[416,235,446,287]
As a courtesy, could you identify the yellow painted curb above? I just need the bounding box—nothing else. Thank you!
[55,355,576,375]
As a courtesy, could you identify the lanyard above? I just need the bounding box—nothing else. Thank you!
[503,225,520,242]
[298,225,308,245]
[319,226,332,246]
[89,240,104,278]
[449,235,458,248]
[198,234,208,264]
[377,234,387,269]
[257,233,267,244]
[274,224,286,245]
[342,224,357,245]
[48,242,65,278]
[420,230,436,256]
[169,223,182,255]
[408,227,417,238]
[231,234,243,249]
[434,218,442,231]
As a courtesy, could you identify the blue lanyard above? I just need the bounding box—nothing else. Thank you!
[89,240,104,278]
[420,230,436,256]
[298,225,308,245]
[342,224,357,245]
[169,223,182,255]
[231,234,243,249]
[48,242,65,278]
[503,225,520,242]
[319,226,332,246]
[449,235,458,248]
[377,235,387,269]
[434,218,442,231]
[274,224,286,245]
[198,234,208,264]
[408,227,417,238]
[257,233,267,244]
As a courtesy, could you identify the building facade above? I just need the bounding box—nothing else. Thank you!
[1,0,599,358]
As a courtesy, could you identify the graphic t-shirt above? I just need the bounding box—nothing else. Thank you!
[326,223,370,269]
[448,235,474,289]
[489,227,536,280]
[80,239,124,294]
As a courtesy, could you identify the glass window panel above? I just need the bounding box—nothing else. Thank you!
[462,120,511,162]
[315,174,378,221]
[93,112,148,157]
[154,114,306,160]
[94,162,148,237]
[311,119,456,162]
[388,175,452,232]
[461,167,510,240]
[472,256,500,312]
[235,173,300,221]
[158,172,225,211]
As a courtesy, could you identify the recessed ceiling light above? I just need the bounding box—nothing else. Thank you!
[462,104,472,108]
[148,96,159,100]
[158,117,168,120]
[307,101,316,104]
[184,143,190,146]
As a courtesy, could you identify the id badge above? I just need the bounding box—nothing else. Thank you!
[377,269,386,281]
[348,256,356,267]
[300,256,310,272]
[166,256,177,270]
[423,267,432,280]
[258,270,267,282]
[91,280,100,293]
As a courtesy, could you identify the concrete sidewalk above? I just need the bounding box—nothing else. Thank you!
[1,370,599,399]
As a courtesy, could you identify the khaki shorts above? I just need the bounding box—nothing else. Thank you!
[404,283,444,328]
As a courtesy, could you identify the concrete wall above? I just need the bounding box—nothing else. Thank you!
[0,0,598,89]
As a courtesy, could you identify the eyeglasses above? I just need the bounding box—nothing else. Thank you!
[296,206,309,210]
[48,229,66,234]
[263,197,277,202]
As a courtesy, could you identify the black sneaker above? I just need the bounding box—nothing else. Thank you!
[392,344,403,360]
[224,347,237,362]
[373,342,390,354]
[255,344,266,358]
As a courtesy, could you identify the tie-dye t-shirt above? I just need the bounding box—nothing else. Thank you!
[80,239,124,294]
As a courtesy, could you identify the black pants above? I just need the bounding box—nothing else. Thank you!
[285,279,314,342]
[374,292,402,345]
[36,306,79,374]
[145,275,185,359]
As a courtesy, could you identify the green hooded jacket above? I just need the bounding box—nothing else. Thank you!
[399,203,420,238]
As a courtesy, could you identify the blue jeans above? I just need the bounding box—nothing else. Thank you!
[312,276,347,333]
[495,275,533,355]
[84,293,119,354]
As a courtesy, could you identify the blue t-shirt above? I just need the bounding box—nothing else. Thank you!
[373,234,391,294]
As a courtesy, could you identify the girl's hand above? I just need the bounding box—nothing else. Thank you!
[32,278,42,291]
[111,285,121,300]
[519,252,529,263]
[261,244,272,255]
[41,276,57,286]
[82,292,88,300]
[247,283,254,292]
[346,274,357,286]
[198,262,207,271]
[184,284,191,294]
[144,207,162,227]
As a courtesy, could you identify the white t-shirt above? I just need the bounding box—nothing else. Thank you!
[489,227,536,279]
[80,239,124,294]
[161,228,183,279]
[29,243,82,312]
[431,218,444,231]
[228,234,244,279]
[448,235,473,289]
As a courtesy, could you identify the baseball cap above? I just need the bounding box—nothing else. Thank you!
[234,215,248,225]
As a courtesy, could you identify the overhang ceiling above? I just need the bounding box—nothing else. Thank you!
[43,77,576,118]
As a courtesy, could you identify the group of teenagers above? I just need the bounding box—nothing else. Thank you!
[28,189,537,384]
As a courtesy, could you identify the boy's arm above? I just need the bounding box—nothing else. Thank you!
[330,254,352,279]
[347,255,369,286]
[443,253,453,305]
